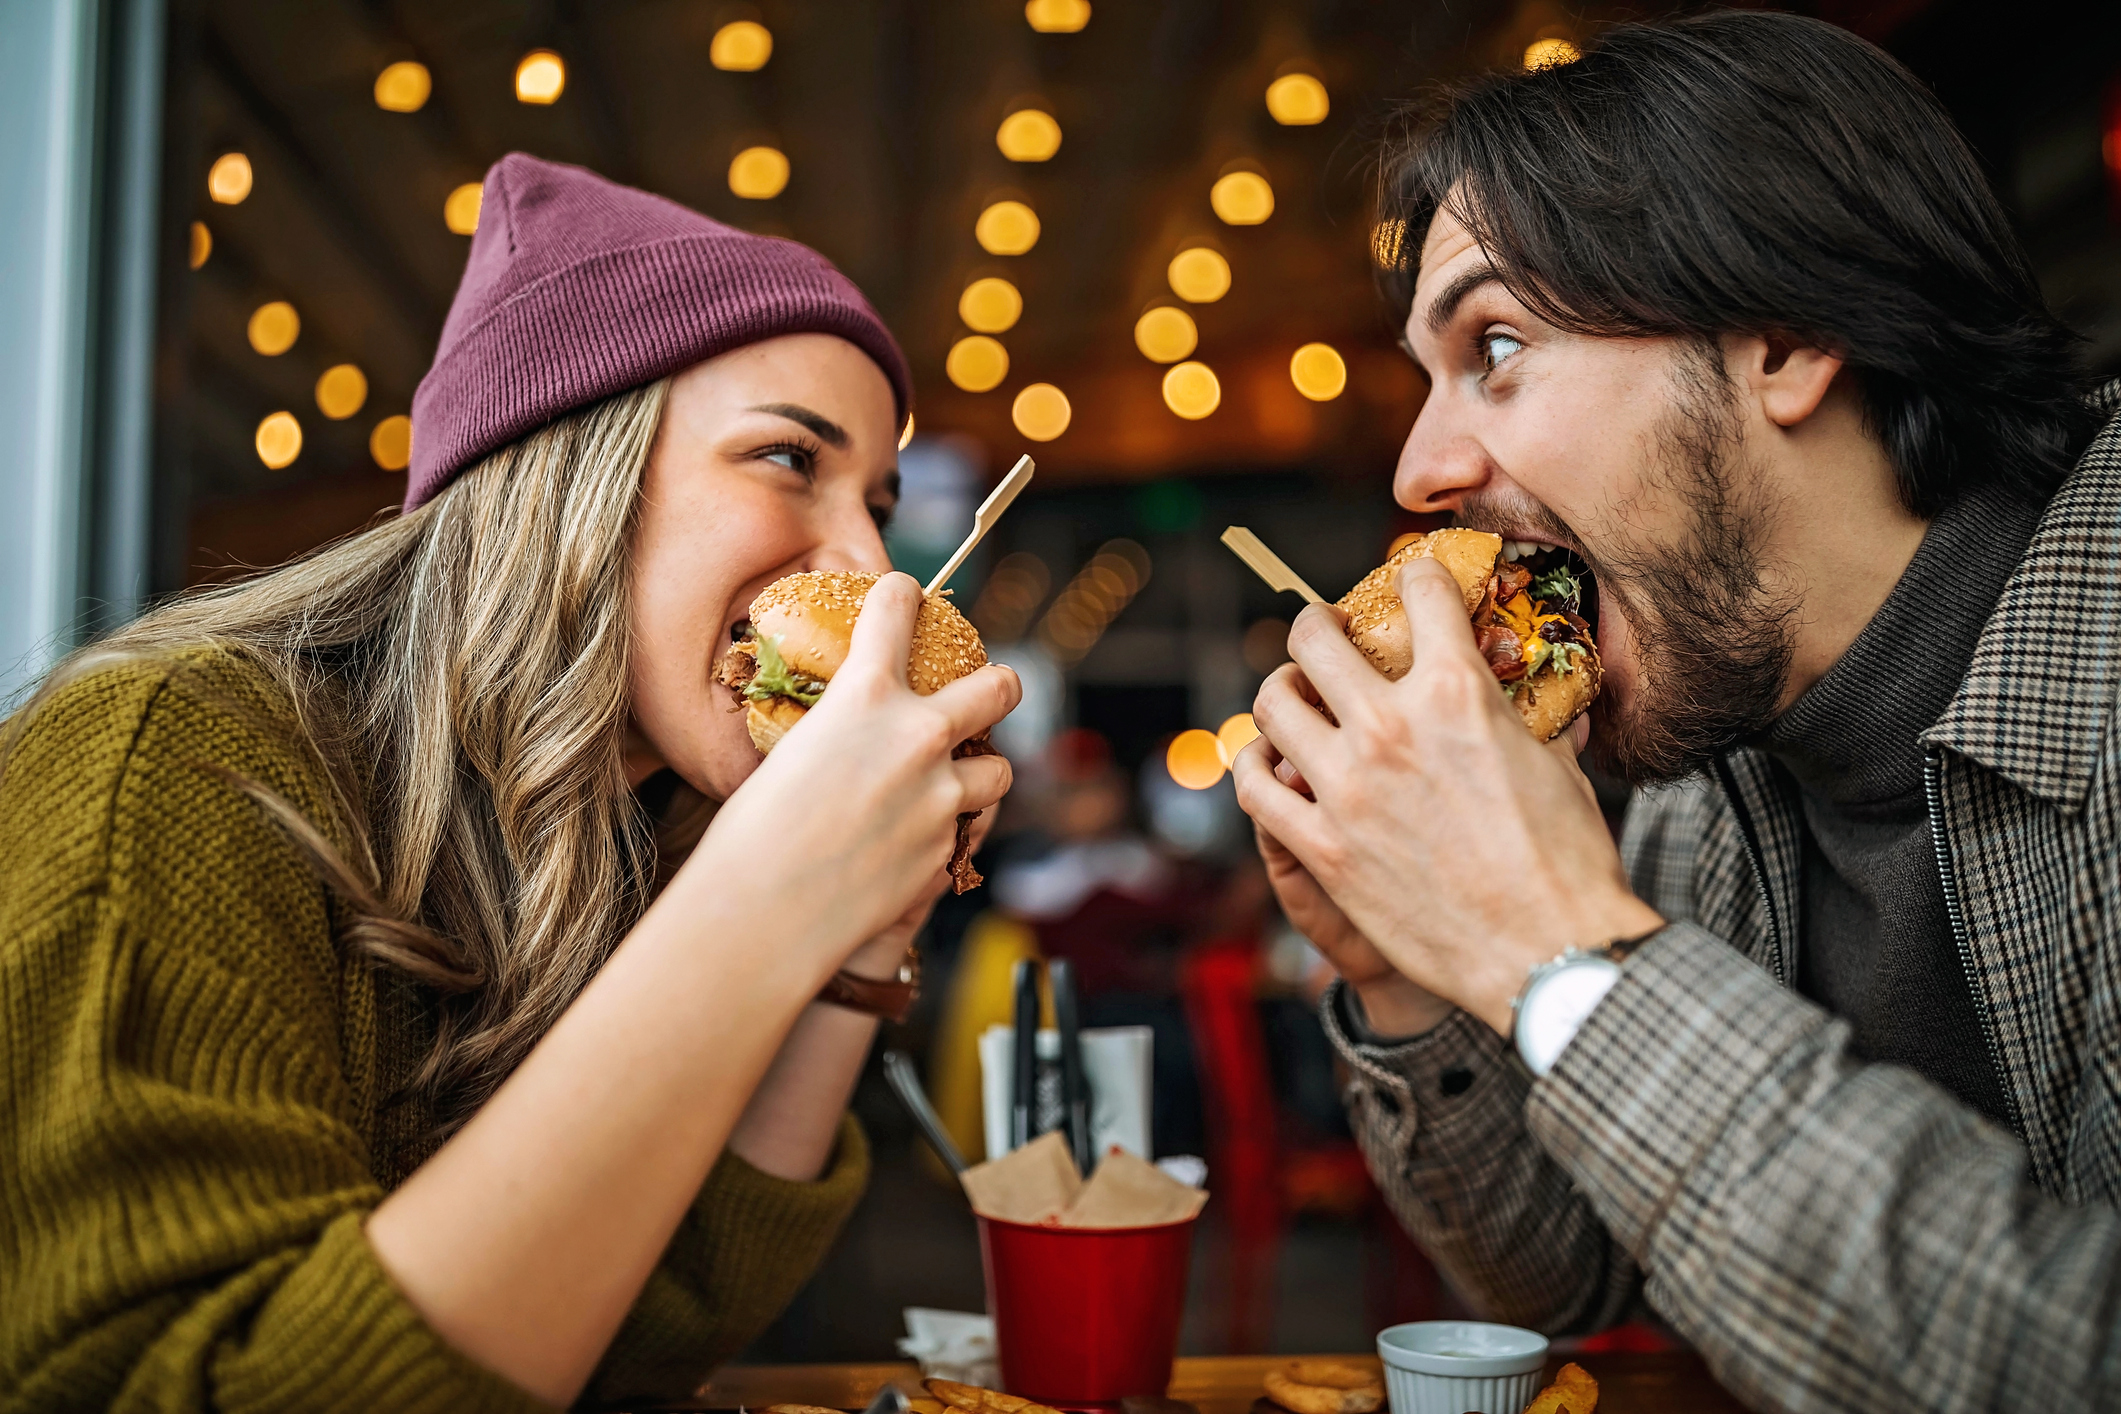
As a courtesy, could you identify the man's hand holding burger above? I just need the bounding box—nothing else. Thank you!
[1234,557,1662,1038]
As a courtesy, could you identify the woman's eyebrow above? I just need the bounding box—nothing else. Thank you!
[747,402,849,448]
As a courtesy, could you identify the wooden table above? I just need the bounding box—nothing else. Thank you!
[682,1354,1749,1414]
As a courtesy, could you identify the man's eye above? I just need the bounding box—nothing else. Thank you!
[1481,332,1525,372]
[763,447,813,474]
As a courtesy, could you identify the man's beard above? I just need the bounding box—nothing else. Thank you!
[1471,347,1800,785]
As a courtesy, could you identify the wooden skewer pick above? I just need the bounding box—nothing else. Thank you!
[1220,526,1324,604]
[926,454,1036,596]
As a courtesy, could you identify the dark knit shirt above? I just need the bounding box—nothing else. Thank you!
[1760,484,2038,1126]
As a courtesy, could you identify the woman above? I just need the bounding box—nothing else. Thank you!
[0,154,1018,1412]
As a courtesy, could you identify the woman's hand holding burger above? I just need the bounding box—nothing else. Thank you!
[1234,558,1659,1038]
[689,570,1018,989]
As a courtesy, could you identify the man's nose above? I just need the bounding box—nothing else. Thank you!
[1392,400,1495,514]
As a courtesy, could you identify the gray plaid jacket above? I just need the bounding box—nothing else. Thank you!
[1324,380,2121,1414]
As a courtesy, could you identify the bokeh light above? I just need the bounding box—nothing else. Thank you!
[1167,729,1226,790]
[1011,383,1071,441]
[1290,342,1347,401]
[1024,0,1090,33]
[247,301,299,356]
[188,221,211,270]
[370,415,413,471]
[976,200,1040,255]
[972,551,1052,641]
[1162,361,1221,420]
[1524,37,1581,70]
[1215,713,1261,767]
[996,110,1062,162]
[373,61,431,112]
[946,335,1009,392]
[1211,171,1274,225]
[1167,247,1231,303]
[1133,306,1198,363]
[728,146,790,199]
[1265,73,1329,125]
[1037,541,1149,664]
[207,153,251,205]
[315,364,368,421]
[1241,618,1290,674]
[515,50,566,104]
[959,277,1022,333]
[444,182,482,234]
[899,416,916,450]
[710,21,773,71]
[255,412,302,469]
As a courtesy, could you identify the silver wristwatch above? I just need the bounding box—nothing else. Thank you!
[1510,928,1663,1076]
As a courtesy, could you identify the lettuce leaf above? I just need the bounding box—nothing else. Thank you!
[744,634,827,706]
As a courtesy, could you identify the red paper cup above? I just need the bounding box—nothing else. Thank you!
[978,1213,1196,1407]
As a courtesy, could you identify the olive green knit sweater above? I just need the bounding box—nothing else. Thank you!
[0,654,867,1413]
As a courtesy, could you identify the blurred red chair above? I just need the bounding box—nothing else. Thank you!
[1180,932,1411,1352]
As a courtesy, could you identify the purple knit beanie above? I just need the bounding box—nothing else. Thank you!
[405,153,912,510]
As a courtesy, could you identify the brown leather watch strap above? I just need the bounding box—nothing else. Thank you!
[816,950,920,1023]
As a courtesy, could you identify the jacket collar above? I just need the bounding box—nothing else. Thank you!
[1923,380,2121,813]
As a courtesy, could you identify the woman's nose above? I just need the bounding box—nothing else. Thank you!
[806,507,894,576]
[1392,397,1494,514]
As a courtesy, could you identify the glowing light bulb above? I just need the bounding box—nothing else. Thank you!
[976,200,1040,255]
[247,301,299,356]
[946,335,1009,393]
[996,109,1062,162]
[959,277,1023,333]
[728,146,790,199]
[370,415,413,471]
[188,221,211,270]
[207,153,252,205]
[1290,343,1347,401]
[1210,171,1274,226]
[515,50,565,104]
[1215,713,1260,767]
[315,365,368,421]
[1161,361,1220,420]
[1265,73,1328,125]
[374,61,431,112]
[710,20,773,71]
[1166,247,1231,303]
[1012,384,1071,442]
[1024,0,1090,33]
[255,412,302,469]
[1133,306,1197,363]
[1167,729,1226,789]
[444,182,483,234]
[1524,37,1580,70]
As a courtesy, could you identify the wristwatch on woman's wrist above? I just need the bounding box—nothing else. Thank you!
[1510,926,1665,1076]
[816,948,920,1023]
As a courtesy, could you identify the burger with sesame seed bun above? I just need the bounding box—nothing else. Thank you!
[1338,527,1602,743]
[717,570,999,891]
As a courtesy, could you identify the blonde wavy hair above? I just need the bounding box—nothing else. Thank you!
[3,378,686,1128]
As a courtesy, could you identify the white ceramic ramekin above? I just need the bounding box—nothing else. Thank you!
[1376,1321,1550,1414]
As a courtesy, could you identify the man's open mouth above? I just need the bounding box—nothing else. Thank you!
[1496,538,1600,643]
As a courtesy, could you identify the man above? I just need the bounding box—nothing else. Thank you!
[1234,13,2121,1414]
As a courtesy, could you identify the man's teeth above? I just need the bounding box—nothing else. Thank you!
[1499,539,1558,562]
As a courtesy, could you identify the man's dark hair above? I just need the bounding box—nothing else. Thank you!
[1378,11,2099,517]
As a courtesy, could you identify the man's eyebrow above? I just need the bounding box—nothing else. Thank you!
[1423,264,1506,337]
[747,402,849,448]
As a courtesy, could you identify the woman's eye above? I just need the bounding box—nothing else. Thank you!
[1481,331,1525,372]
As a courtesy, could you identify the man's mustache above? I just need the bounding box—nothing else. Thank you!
[1453,491,1583,560]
